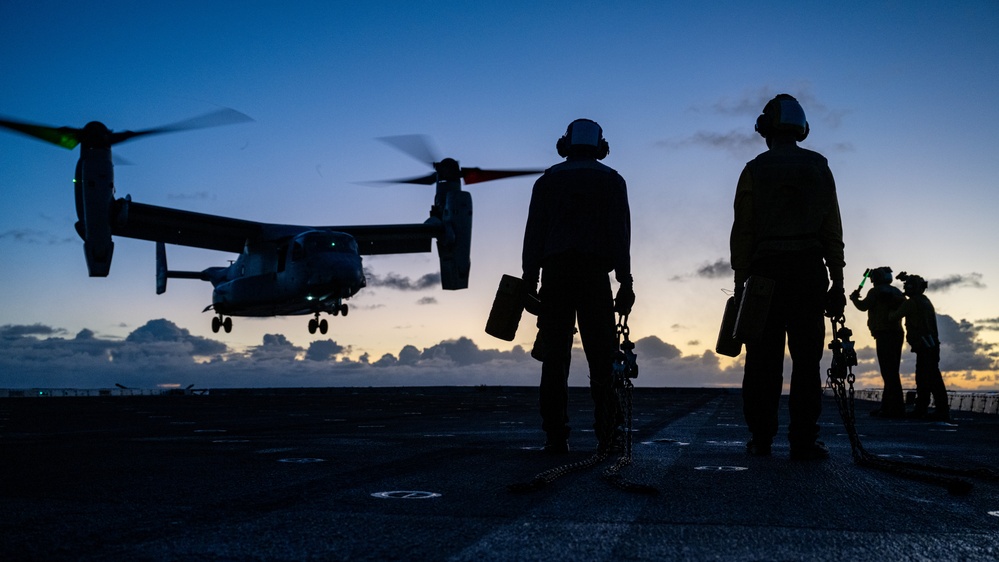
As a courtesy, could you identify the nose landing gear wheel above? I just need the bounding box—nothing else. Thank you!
[212,315,233,333]
[308,315,328,335]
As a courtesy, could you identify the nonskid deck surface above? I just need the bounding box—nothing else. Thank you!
[2,386,997,561]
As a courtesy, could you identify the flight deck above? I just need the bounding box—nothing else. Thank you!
[2,386,997,561]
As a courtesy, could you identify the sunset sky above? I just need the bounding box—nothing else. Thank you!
[2,1,997,390]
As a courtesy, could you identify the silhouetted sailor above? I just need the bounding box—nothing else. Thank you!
[522,118,633,454]
[890,273,950,421]
[730,94,845,460]
[850,266,906,417]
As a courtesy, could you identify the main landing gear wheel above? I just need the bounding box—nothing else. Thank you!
[333,304,348,316]
[211,315,233,333]
[308,315,328,335]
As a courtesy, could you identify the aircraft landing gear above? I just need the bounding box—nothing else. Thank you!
[211,315,232,334]
[308,313,328,335]
[332,303,348,316]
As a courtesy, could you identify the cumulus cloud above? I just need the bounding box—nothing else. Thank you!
[305,339,345,361]
[250,333,303,361]
[365,271,441,291]
[635,335,682,360]
[126,319,228,357]
[398,345,421,365]
[1,316,996,391]
[936,314,998,372]
[852,313,998,390]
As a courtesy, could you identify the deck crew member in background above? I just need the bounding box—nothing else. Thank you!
[522,118,634,454]
[730,94,845,460]
[890,273,950,422]
[850,266,906,418]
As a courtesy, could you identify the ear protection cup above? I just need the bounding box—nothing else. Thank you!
[755,95,809,142]
[754,112,772,139]
[557,119,609,159]
[596,137,610,159]
[556,133,571,158]
[796,121,810,142]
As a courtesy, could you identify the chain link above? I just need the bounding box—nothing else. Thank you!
[825,317,994,495]
[509,314,656,495]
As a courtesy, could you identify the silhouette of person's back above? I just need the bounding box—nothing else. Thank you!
[730,94,845,460]
[522,118,634,454]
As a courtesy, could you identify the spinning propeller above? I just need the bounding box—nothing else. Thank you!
[0,107,253,150]
[0,107,252,277]
[373,134,543,185]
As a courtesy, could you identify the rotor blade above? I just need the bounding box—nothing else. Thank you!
[0,117,81,149]
[360,172,439,186]
[110,108,254,145]
[461,167,544,185]
[377,134,439,165]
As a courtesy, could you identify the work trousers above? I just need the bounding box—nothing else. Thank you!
[742,256,827,447]
[873,330,905,413]
[913,344,948,413]
[537,257,619,445]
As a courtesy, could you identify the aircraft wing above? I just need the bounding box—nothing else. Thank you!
[327,223,440,255]
[113,199,263,253]
[112,198,442,255]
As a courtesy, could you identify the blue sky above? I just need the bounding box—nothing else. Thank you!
[2,1,998,390]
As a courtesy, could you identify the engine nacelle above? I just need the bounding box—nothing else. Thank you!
[75,147,115,277]
[437,189,472,290]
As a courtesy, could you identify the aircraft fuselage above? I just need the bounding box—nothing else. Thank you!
[210,230,365,317]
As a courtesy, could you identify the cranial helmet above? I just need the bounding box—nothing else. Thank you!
[871,266,893,285]
[902,274,928,296]
[556,118,609,159]
[755,94,809,141]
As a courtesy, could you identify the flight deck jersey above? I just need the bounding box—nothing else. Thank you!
[522,158,631,283]
[730,143,844,283]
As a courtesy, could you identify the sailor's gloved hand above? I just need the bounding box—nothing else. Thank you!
[523,288,542,316]
[825,283,846,318]
[521,271,541,316]
[522,271,539,297]
[614,282,635,315]
[734,272,748,305]
[850,288,861,302]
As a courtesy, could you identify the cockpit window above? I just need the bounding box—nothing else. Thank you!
[294,232,358,258]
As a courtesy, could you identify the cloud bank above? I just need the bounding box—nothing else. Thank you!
[2,314,996,391]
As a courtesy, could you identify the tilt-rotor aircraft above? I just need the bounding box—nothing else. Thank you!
[0,111,541,334]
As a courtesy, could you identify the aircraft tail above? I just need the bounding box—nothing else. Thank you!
[156,241,214,294]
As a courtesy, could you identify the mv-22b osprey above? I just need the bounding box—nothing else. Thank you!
[0,110,541,334]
